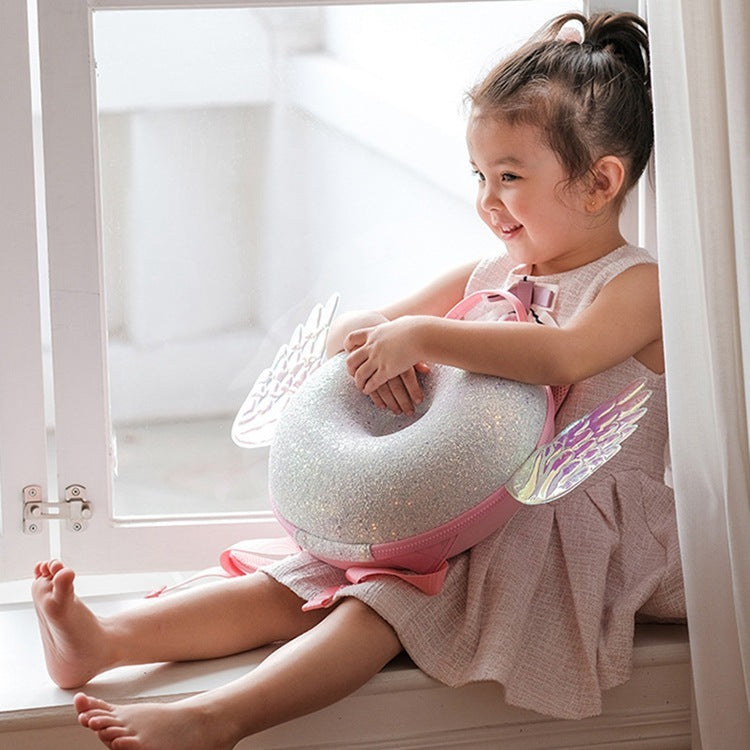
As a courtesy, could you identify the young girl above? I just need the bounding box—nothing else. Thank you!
[32,11,684,749]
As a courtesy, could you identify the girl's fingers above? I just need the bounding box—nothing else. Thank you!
[360,369,383,394]
[372,385,400,414]
[343,328,369,353]
[369,390,388,411]
[399,369,424,407]
[352,358,379,392]
[386,378,414,415]
[345,347,368,377]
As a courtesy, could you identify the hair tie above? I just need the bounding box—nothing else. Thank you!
[555,20,584,44]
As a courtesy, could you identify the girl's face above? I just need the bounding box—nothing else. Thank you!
[467,114,621,275]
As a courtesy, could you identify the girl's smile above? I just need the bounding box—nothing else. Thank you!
[493,220,523,240]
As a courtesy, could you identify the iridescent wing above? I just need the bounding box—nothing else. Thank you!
[506,379,652,505]
[231,294,339,448]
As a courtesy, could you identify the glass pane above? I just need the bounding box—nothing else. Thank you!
[93,1,579,520]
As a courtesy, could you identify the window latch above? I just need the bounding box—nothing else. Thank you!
[23,484,92,534]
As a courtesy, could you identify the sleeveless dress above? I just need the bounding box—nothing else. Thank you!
[263,244,685,720]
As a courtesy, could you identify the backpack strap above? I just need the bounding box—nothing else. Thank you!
[144,537,300,599]
[446,288,528,322]
[346,563,448,595]
[498,282,570,413]
[505,279,558,315]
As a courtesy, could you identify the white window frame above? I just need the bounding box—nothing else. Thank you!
[0,0,52,580]
[11,0,646,579]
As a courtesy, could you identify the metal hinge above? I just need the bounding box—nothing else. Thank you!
[23,484,92,534]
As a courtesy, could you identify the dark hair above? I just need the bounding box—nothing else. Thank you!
[468,12,653,203]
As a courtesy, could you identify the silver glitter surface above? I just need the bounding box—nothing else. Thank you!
[268,355,548,560]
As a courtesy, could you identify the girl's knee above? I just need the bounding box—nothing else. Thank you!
[339,596,380,622]
[231,573,326,624]
[338,598,400,643]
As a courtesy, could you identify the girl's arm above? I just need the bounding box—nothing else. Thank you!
[326,260,478,356]
[346,263,663,392]
[326,261,477,413]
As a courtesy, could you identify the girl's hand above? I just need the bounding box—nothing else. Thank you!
[326,309,390,358]
[368,364,430,415]
[344,317,426,396]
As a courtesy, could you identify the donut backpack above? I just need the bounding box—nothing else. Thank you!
[228,290,651,602]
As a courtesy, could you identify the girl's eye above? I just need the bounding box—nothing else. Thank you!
[501,172,519,182]
[471,168,486,183]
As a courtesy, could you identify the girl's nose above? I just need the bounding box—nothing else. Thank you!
[479,183,502,212]
[479,189,502,214]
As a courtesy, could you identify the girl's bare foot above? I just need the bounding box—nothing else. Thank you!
[75,692,239,750]
[32,560,116,689]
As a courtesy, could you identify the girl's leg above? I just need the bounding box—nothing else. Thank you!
[76,597,402,750]
[32,559,329,689]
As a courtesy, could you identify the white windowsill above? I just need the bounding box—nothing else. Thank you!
[2,586,691,750]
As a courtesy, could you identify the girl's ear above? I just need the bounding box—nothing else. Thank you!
[586,156,626,212]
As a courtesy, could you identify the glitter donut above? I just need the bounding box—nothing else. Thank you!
[268,354,553,574]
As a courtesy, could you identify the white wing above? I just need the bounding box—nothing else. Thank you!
[231,294,339,448]
[506,379,652,505]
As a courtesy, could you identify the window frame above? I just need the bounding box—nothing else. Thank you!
[0,0,52,580]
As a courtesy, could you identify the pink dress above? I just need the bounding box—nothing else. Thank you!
[263,245,685,719]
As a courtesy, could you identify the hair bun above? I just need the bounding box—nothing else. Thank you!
[583,12,651,88]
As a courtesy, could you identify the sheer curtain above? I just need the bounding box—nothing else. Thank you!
[648,1,750,747]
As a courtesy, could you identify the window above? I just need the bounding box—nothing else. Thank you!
[9,0,661,582]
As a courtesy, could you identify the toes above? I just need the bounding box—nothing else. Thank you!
[74,693,132,742]
[48,559,65,575]
[50,566,76,600]
[34,560,54,579]
[78,708,118,728]
[97,725,131,743]
[83,713,139,750]
[87,712,124,731]
[75,692,114,715]
[111,735,140,750]
[34,559,66,580]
